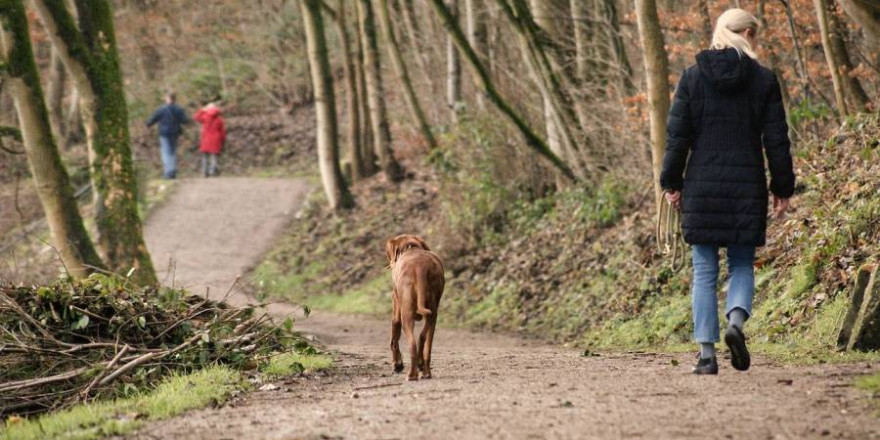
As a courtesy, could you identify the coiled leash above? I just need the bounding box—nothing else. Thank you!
[655,193,687,272]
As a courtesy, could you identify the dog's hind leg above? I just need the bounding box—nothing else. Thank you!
[402,316,419,381]
[420,314,437,379]
[391,296,404,373]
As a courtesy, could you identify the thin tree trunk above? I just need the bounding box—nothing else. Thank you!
[45,46,67,146]
[782,0,811,96]
[446,0,462,121]
[571,0,589,83]
[698,0,713,47]
[529,0,563,161]
[0,0,104,279]
[353,15,377,176]
[64,86,83,149]
[758,0,795,139]
[376,0,438,150]
[355,0,404,182]
[32,0,157,285]
[828,0,870,112]
[400,0,441,120]
[602,0,636,93]
[325,0,365,181]
[634,0,670,205]
[816,0,849,118]
[300,0,354,210]
[465,0,487,109]
[427,0,576,181]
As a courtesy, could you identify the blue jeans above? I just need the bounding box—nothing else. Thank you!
[159,135,178,179]
[692,244,756,343]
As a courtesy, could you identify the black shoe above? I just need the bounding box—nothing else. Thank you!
[692,356,718,375]
[724,325,751,371]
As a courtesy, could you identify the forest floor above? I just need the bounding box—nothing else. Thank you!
[132,177,880,440]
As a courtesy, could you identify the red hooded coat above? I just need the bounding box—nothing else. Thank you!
[193,107,226,154]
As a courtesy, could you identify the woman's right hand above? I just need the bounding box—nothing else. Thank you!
[772,195,790,219]
[665,191,682,210]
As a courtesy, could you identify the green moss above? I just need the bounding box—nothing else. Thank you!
[0,366,246,440]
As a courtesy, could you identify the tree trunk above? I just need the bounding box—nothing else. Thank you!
[634,0,670,205]
[64,86,83,149]
[815,0,849,118]
[355,0,404,182]
[376,0,438,150]
[502,0,584,173]
[45,46,67,146]
[465,0,487,109]
[839,0,880,56]
[602,0,636,93]
[529,0,563,161]
[782,0,811,96]
[400,0,441,120]
[571,0,589,83]
[300,0,354,210]
[32,0,157,285]
[828,0,871,112]
[353,15,377,176]
[0,0,104,279]
[698,0,713,47]
[445,0,462,121]
[327,0,365,181]
[427,0,576,181]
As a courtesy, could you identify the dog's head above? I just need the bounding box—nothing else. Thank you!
[385,235,430,266]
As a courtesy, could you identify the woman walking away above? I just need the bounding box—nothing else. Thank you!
[194,102,227,177]
[660,8,795,375]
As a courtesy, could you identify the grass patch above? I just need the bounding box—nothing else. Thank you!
[1,366,245,440]
[261,352,333,379]
[302,275,389,316]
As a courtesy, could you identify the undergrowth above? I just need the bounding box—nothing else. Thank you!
[254,112,880,365]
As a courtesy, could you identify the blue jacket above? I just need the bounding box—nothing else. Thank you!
[146,104,189,138]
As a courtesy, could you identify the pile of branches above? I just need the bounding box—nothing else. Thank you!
[0,273,303,417]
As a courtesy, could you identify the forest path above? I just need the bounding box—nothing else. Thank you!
[143,177,310,309]
[135,178,880,440]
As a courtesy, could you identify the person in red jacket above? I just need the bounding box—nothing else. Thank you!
[193,102,227,177]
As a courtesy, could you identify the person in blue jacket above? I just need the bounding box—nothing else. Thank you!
[146,92,189,179]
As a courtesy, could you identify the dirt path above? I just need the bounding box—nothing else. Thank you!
[144,177,310,308]
[136,178,880,440]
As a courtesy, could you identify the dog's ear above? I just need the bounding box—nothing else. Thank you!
[385,237,397,264]
[414,236,430,251]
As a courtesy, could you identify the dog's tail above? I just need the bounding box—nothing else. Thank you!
[415,267,432,318]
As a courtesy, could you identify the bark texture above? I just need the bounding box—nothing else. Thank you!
[32,0,157,285]
[0,0,104,279]
[634,0,670,204]
[376,0,438,150]
[356,0,404,181]
[300,0,353,210]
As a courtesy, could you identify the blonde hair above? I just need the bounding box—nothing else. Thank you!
[710,9,759,59]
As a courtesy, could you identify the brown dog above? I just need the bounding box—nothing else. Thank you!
[385,235,445,380]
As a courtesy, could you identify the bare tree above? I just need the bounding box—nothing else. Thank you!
[323,1,366,181]
[446,0,462,121]
[815,0,850,118]
[355,0,404,181]
[828,0,871,112]
[634,0,670,203]
[300,0,354,210]
[427,0,576,181]
[0,0,105,279]
[32,0,157,285]
[376,0,439,150]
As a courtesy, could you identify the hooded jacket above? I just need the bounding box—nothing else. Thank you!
[659,48,795,246]
[193,106,227,155]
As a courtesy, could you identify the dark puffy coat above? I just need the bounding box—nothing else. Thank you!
[659,48,795,247]
[146,104,189,138]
